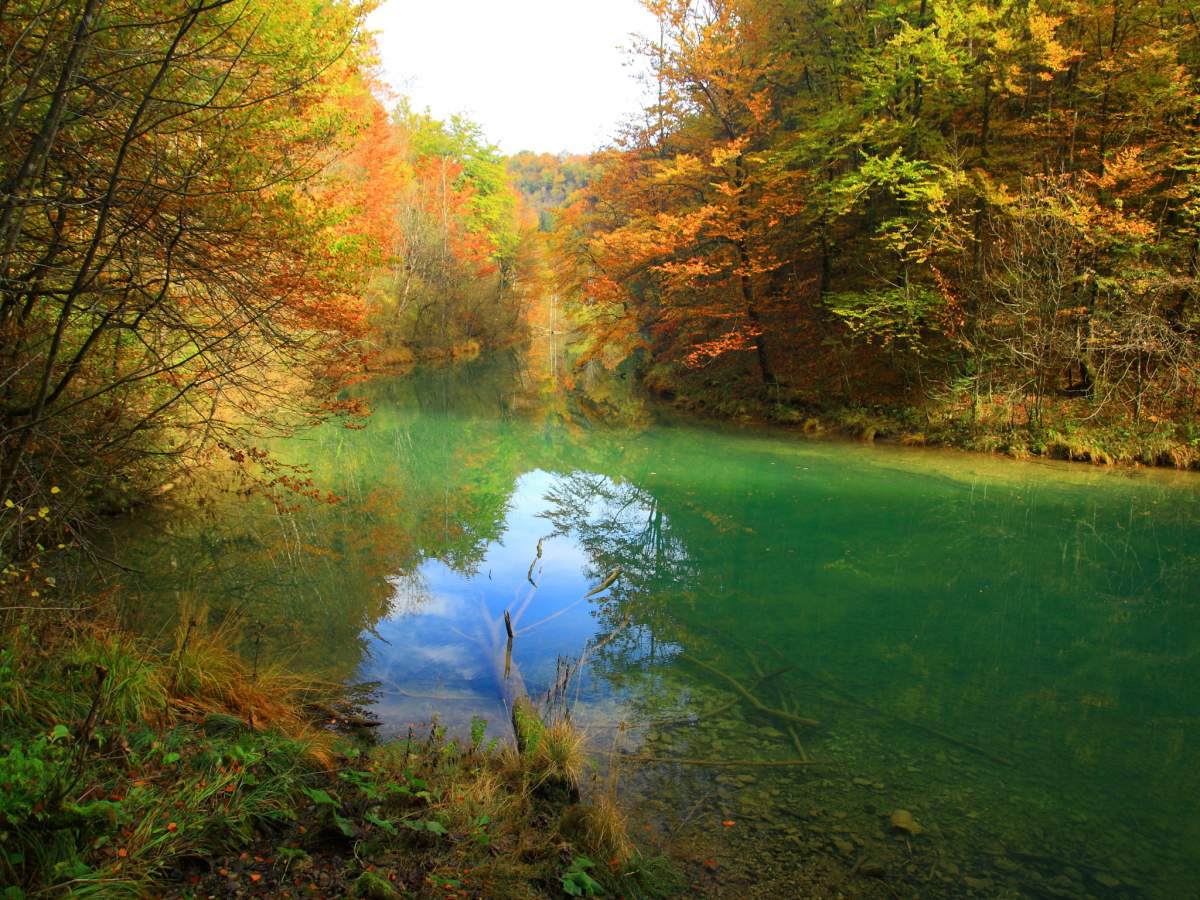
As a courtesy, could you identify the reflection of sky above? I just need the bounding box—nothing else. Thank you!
[358,470,632,735]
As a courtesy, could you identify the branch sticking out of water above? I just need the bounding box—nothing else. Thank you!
[584,568,621,598]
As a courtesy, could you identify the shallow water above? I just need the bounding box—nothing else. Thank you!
[109,346,1200,897]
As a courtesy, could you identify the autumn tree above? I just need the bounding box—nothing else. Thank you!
[0,0,380,559]
[561,0,1199,441]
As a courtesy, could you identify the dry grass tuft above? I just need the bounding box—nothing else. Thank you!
[529,720,586,787]
[166,615,340,764]
[580,792,634,863]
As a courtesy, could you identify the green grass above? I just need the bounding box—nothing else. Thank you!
[0,617,676,898]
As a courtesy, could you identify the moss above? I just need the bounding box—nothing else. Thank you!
[651,367,1200,472]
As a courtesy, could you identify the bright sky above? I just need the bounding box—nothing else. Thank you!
[366,0,657,154]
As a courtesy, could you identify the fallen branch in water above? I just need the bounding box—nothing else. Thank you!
[543,615,632,707]
[517,569,623,637]
[680,654,820,728]
[306,703,383,729]
[584,568,621,598]
[751,640,1014,768]
[526,537,544,586]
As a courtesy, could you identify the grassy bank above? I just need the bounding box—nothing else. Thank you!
[645,369,1200,471]
[0,611,673,898]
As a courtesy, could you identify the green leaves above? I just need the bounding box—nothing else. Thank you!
[301,786,338,807]
[825,286,944,350]
[562,856,604,897]
[400,817,447,836]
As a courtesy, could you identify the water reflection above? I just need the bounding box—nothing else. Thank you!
[361,469,661,733]
[104,347,1200,897]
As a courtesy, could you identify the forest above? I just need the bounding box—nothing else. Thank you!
[553,0,1200,465]
[1,0,1198,898]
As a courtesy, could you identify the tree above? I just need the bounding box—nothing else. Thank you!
[0,0,379,557]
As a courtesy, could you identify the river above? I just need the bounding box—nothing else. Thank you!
[106,344,1200,898]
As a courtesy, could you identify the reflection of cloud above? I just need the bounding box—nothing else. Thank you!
[408,642,472,668]
[385,568,474,619]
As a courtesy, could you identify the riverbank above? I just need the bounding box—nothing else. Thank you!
[644,370,1200,472]
[0,609,674,898]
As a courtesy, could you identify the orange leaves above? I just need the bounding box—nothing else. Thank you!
[683,326,764,369]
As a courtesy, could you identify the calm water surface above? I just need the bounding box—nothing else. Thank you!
[109,347,1200,898]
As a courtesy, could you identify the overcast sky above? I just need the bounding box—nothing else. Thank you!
[366,0,657,154]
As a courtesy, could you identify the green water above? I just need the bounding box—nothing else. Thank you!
[109,347,1200,897]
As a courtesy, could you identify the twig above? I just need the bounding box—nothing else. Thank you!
[84,550,146,574]
[1,605,79,612]
[526,537,543,586]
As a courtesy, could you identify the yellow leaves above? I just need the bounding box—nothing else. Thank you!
[711,137,750,168]
[1028,13,1074,74]
[652,154,704,184]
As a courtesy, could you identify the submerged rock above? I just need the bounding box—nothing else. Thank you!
[888,809,923,835]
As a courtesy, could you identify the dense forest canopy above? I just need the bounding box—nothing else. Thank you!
[2,0,1199,581]
[553,0,1200,459]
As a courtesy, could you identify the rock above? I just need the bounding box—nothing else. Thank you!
[888,809,923,835]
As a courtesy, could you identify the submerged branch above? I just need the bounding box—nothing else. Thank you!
[680,653,820,728]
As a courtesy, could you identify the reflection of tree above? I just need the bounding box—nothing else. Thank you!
[542,472,695,600]
[538,470,699,683]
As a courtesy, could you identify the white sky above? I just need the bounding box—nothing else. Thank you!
[366,0,657,154]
